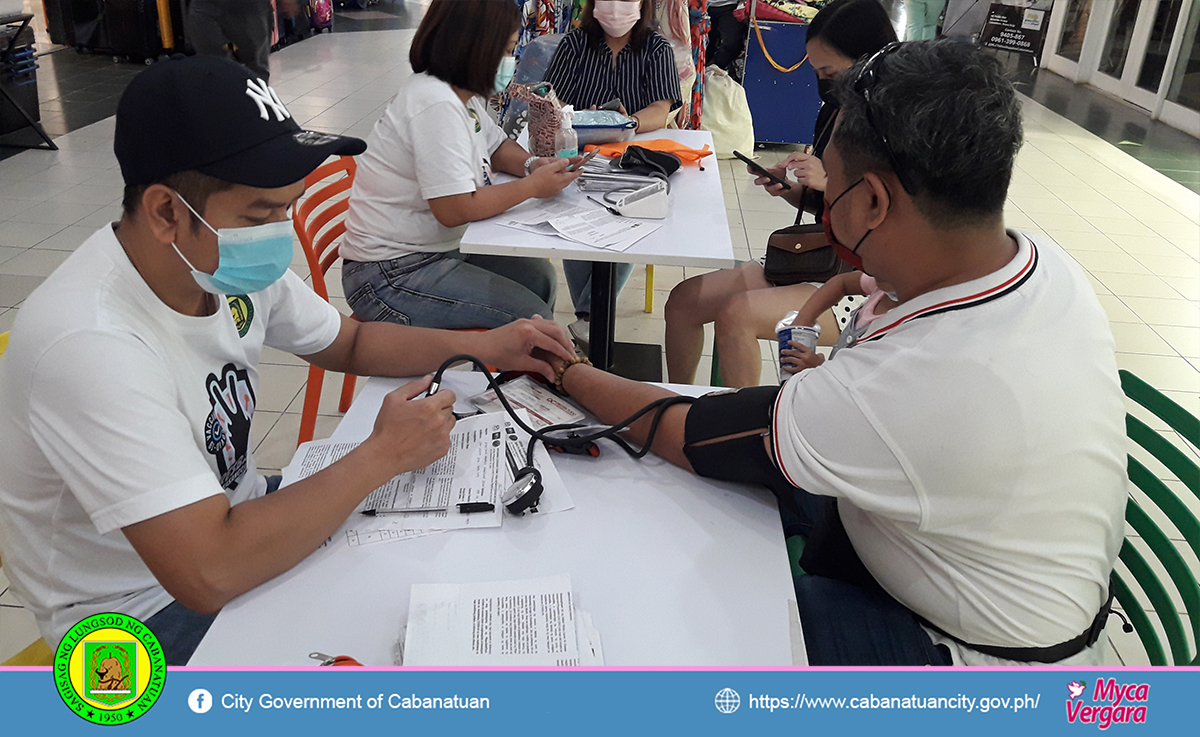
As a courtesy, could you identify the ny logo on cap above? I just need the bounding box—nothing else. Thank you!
[245,78,291,122]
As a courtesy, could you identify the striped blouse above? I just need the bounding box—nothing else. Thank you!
[543,28,682,116]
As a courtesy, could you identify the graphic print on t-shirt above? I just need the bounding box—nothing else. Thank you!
[203,363,256,490]
[226,295,255,338]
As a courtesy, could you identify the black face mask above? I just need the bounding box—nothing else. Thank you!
[816,77,837,104]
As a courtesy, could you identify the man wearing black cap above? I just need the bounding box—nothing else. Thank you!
[0,57,576,665]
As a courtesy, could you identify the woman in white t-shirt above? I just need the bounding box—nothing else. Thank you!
[341,0,581,329]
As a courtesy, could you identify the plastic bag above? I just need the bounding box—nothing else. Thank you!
[501,34,565,140]
[511,82,565,157]
[701,66,754,159]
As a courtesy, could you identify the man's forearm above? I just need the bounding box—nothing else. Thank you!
[345,321,479,378]
[560,365,693,471]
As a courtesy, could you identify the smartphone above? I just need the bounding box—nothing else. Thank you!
[598,98,623,111]
[732,150,792,190]
[565,148,600,172]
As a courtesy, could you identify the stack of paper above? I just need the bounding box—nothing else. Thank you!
[498,201,660,252]
[401,574,603,666]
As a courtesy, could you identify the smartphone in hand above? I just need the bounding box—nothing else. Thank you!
[565,148,600,172]
[732,150,792,190]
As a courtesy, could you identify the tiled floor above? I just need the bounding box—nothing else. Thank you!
[0,28,1197,666]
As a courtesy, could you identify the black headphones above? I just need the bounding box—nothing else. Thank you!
[427,355,695,516]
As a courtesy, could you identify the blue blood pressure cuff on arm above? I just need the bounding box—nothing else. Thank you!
[682,386,796,498]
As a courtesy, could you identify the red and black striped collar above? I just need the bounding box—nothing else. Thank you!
[858,231,1039,345]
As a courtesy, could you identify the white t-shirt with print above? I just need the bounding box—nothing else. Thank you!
[341,72,508,261]
[0,225,342,647]
[770,231,1128,665]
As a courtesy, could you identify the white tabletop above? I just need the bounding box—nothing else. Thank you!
[460,129,736,268]
[189,374,802,666]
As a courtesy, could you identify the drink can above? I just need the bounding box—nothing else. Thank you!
[776,310,820,380]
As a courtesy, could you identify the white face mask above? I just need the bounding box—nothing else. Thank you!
[593,0,641,38]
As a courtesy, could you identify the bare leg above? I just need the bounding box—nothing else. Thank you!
[664,262,771,383]
[715,282,842,387]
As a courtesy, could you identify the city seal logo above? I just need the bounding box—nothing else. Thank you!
[227,295,255,338]
[54,613,166,725]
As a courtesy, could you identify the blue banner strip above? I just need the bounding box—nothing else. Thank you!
[2,668,1197,734]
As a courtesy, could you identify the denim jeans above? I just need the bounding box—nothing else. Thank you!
[343,250,558,329]
[563,260,634,318]
[783,488,951,666]
[144,475,281,665]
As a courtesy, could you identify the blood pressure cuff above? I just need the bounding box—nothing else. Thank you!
[683,386,880,591]
[682,386,796,499]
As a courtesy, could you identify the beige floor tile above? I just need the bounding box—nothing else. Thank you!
[1009,194,1073,215]
[284,367,366,417]
[1093,271,1187,300]
[1109,232,1192,259]
[255,413,342,469]
[1108,322,1179,356]
[1090,216,1161,238]
[1115,353,1200,393]
[0,221,66,249]
[1152,325,1200,358]
[27,225,96,252]
[7,200,104,227]
[1161,276,1199,301]
[1131,253,1199,278]
[1121,296,1200,328]
[254,364,310,413]
[0,248,71,278]
[1031,211,1100,233]
[1047,229,1123,252]
[1070,250,1153,275]
[0,274,44,308]
[0,308,15,332]
[251,410,283,453]
[1094,294,1143,323]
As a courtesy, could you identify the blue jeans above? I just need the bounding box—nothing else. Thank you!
[783,489,951,666]
[563,260,634,318]
[144,475,281,665]
[343,250,558,329]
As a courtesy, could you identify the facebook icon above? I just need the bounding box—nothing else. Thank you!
[188,688,213,714]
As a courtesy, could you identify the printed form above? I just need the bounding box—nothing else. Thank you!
[402,574,602,666]
[282,412,573,548]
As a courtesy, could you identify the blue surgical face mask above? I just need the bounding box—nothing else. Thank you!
[494,56,516,94]
[172,193,294,295]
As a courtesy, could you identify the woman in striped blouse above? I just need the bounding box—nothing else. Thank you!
[543,0,683,348]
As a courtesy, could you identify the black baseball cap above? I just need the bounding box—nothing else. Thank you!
[114,56,366,189]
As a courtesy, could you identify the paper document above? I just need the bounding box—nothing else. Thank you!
[403,575,598,666]
[498,199,659,251]
[470,375,586,430]
[281,411,574,547]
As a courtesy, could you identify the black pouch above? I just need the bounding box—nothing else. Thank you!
[611,145,682,179]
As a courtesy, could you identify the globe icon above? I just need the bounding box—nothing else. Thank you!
[714,688,740,714]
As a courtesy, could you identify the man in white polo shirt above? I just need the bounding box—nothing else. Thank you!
[0,57,576,664]
[541,41,1128,665]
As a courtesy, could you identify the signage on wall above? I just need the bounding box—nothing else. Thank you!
[979,2,1053,58]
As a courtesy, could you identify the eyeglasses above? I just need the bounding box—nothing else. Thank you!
[852,42,917,195]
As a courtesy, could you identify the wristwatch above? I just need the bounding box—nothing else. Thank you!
[523,155,539,177]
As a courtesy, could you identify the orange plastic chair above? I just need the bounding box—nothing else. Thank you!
[293,155,360,446]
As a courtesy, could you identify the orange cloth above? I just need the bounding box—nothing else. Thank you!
[585,139,714,164]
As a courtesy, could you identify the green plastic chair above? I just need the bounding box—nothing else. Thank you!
[1113,369,1200,665]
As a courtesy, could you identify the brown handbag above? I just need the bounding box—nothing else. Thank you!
[761,220,850,286]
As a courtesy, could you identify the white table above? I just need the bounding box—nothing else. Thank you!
[189,374,802,666]
[461,129,735,380]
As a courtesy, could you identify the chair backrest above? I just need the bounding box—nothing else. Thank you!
[293,156,358,301]
[1112,369,1200,665]
[0,331,8,358]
